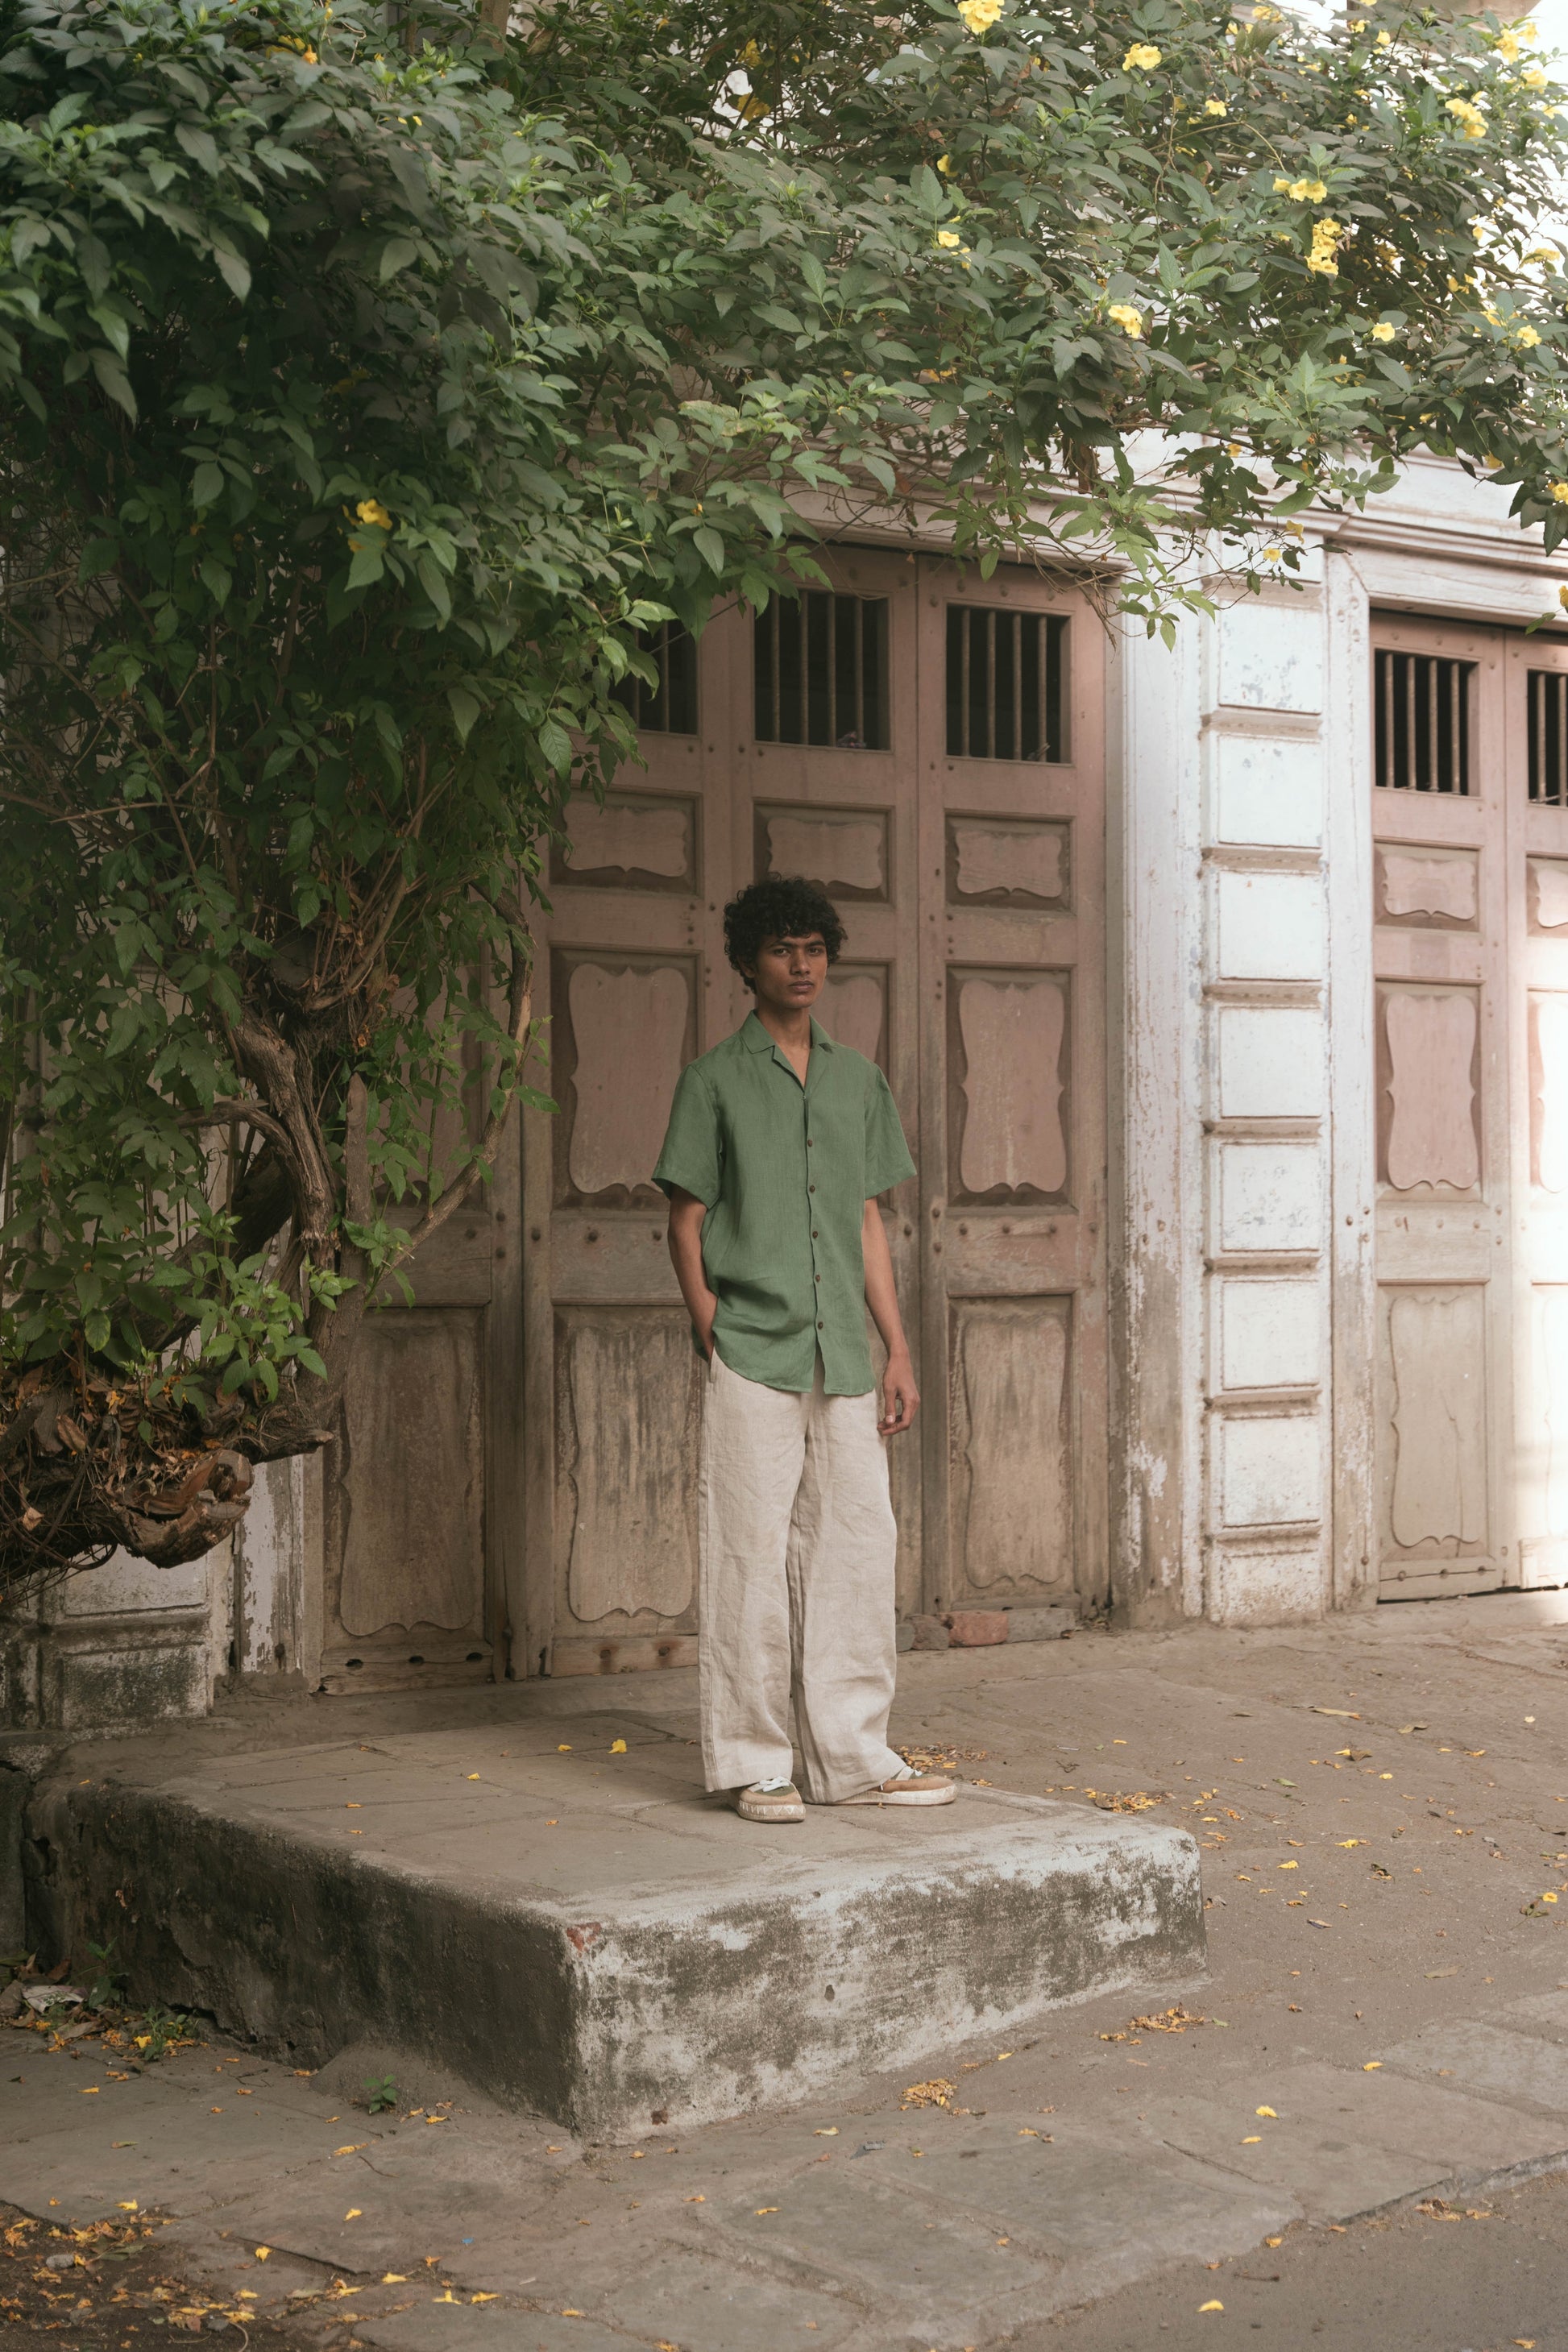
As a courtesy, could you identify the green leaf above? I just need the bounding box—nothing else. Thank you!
[89,348,136,421]
[693,525,726,575]
[191,463,224,508]
[380,237,420,280]
[447,686,480,741]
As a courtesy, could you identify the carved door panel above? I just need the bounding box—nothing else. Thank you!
[1371,617,1512,1597]
[521,614,739,1678]
[318,1118,523,1694]
[915,562,1109,1614]
[1506,631,1568,1587]
[740,548,925,1605]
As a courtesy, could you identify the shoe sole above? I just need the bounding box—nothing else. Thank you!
[835,1785,958,1807]
[736,1806,805,1822]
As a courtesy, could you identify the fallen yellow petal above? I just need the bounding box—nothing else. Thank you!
[558,1745,573,1753]
[611,1740,628,1754]
[255,2247,270,2260]
[471,2293,500,2302]
[1363,2061,1383,2071]
[1200,2301,1225,2313]
[815,2127,838,2136]
[344,2209,362,2221]
[1242,2134,1262,2143]
[334,2146,365,2156]
[562,2312,587,2320]
[465,1773,480,1781]
[118,2202,139,2213]
[754,2205,779,2214]
[1256,2106,1278,2118]
[382,2275,406,2284]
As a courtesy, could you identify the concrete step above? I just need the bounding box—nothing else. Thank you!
[24,1697,1204,2140]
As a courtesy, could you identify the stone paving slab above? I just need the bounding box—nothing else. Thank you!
[27,1741,1204,2138]
[1379,2018,1568,2114]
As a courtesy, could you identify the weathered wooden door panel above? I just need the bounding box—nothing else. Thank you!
[1507,632,1568,1587]
[1371,617,1510,1598]
[916,562,1108,1615]
[521,554,1110,1673]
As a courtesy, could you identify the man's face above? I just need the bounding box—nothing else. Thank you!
[749,931,828,1012]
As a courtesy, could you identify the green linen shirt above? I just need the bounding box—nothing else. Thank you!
[653,1010,915,1396]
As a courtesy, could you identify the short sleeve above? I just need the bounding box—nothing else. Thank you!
[653,1062,721,1205]
[863,1064,915,1197]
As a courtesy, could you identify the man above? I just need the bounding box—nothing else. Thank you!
[653,874,956,1823]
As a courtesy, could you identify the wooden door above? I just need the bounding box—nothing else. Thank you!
[1370,616,1514,1597]
[318,1116,523,1694]
[915,562,1108,1616]
[521,554,1110,1677]
[1505,628,1568,1587]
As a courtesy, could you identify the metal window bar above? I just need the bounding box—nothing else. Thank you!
[615,620,697,733]
[1373,649,1473,794]
[1529,670,1568,806]
[752,594,890,749]
[944,607,1067,761]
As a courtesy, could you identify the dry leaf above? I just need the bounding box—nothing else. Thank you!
[1311,1707,1360,1719]
[814,2127,838,2136]
[902,2079,956,2109]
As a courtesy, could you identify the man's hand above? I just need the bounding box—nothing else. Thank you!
[879,1351,919,1436]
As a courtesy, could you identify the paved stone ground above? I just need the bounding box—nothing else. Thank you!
[6,1593,1568,2351]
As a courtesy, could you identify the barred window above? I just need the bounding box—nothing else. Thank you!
[1529,670,1568,807]
[616,620,698,734]
[753,593,890,749]
[1375,649,1473,795]
[946,607,1068,761]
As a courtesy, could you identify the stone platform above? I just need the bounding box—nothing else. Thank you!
[19,1680,1203,2139]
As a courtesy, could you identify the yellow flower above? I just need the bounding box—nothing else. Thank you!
[936,153,952,173]
[1274,176,1292,191]
[1517,325,1541,349]
[1280,177,1327,202]
[1498,27,1520,60]
[1523,68,1548,89]
[1519,19,1538,40]
[936,229,963,248]
[1122,42,1162,70]
[1346,17,1365,31]
[1550,482,1568,504]
[1528,245,1560,268]
[1445,96,1487,139]
[1375,25,1392,45]
[1262,545,1282,562]
[1205,98,1227,116]
[1108,304,1143,337]
[956,0,1003,34]
[355,498,393,531]
[1307,218,1342,276]
[1559,583,1568,608]
[1370,321,1396,342]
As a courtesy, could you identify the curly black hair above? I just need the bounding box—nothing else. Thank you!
[724,876,846,993]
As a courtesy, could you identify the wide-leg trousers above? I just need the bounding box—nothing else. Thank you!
[698,1349,905,1805]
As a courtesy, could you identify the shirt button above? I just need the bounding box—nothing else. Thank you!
[812,1230,819,1239]
[807,1138,814,1147]
[814,1273,821,1284]
[817,1320,824,1330]
[809,1184,816,1194]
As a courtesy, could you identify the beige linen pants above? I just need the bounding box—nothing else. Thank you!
[699,1350,905,1805]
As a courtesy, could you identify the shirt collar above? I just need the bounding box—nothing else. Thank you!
[740,1010,833,1056]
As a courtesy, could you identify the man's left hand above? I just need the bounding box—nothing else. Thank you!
[879,1354,919,1436]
